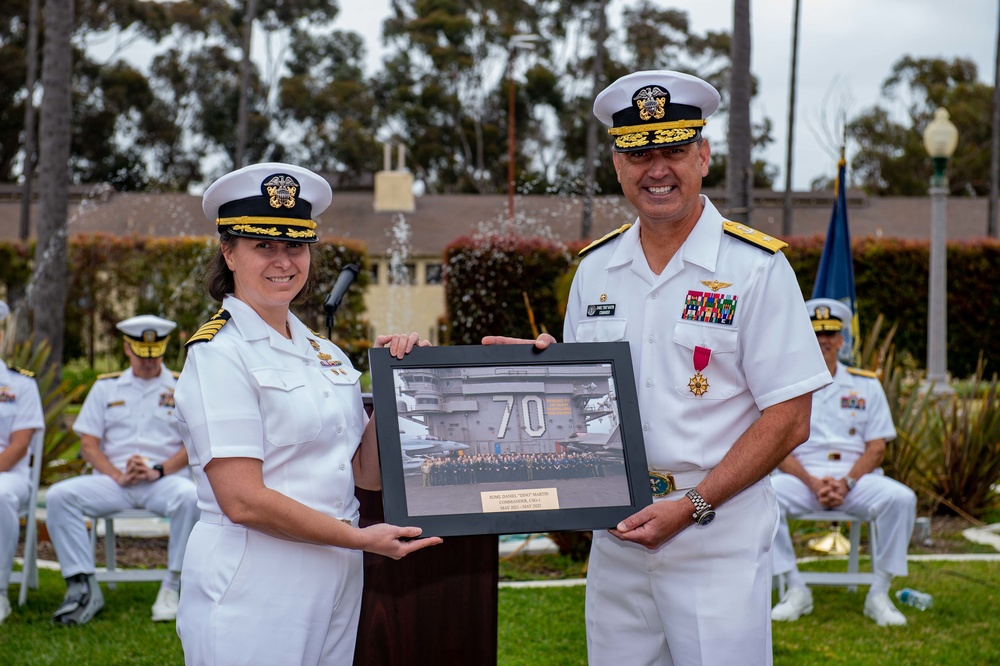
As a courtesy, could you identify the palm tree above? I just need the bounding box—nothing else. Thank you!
[33,0,74,371]
[726,0,752,224]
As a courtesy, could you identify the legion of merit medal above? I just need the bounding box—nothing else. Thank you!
[688,345,711,396]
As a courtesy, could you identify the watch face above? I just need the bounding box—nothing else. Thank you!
[696,510,716,526]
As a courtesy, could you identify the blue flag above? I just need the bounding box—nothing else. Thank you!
[811,154,859,364]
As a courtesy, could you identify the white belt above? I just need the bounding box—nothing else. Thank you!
[648,468,711,497]
[200,510,356,528]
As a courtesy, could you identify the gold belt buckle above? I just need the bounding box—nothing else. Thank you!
[828,452,841,461]
[649,471,676,497]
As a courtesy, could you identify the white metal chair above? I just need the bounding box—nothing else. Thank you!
[88,509,168,587]
[777,510,878,597]
[10,429,44,606]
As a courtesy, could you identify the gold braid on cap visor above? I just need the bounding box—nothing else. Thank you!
[124,335,169,358]
[608,118,706,149]
[216,216,317,239]
[811,321,844,333]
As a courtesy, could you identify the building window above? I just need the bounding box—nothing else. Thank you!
[388,262,416,286]
[369,263,379,285]
[425,263,443,285]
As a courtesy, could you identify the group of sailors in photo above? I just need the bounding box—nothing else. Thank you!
[420,451,619,487]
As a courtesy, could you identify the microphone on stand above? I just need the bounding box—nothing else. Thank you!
[324,263,360,338]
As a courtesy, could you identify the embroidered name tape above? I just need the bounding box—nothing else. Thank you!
[586,304,616,317]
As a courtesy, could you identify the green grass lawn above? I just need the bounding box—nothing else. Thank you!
[4,557,998,665]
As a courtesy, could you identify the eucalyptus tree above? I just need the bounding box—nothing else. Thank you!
[276,27,381,186]
[375,0,556,194]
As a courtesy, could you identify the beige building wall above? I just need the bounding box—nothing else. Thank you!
[364,256,446,343]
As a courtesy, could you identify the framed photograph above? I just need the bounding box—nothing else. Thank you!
[368,342,651,538]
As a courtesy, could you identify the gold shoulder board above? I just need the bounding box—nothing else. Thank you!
[7,363,35,378]
[185,309,232,347]
[722,221,787,254]
[96,371,123,380]
[579,223,633,258]
[171,371,181,379]
[846,367,878,379]
[307,328,329,341]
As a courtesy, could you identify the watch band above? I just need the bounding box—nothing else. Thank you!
[153,464,165,479]
[685,489,715,525]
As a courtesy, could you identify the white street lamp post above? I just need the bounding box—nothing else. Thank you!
[922,108,959,394]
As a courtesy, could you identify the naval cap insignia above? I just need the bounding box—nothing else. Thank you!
[263,174,298,209]
[633,86,668,121]
[142,329,157,342]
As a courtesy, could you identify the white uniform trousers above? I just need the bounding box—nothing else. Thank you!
[0,472,30,590]
[771,471,916,577]
[178,518,363,666]
[586,479,779,666]
[45,474,199,577]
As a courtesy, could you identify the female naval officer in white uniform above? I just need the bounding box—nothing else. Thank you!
[174,163,441,666]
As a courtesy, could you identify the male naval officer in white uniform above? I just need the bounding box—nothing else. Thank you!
[770,298,917,627]
[47,314,198,625]
[0,300,44,625]
[561,69,831,665]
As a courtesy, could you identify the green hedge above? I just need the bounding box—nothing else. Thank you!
[443,235,577,345]
[449,234,1000,378]
[1,234,372,373]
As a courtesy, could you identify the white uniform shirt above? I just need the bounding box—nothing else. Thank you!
[72,366,184,473]
[564,196,831,472]
[0,363,44,480]
[174,296,365,522]
[792,361,896,476]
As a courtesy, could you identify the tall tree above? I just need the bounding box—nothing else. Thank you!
[990,1,1000,237]
[581,0,606,240]
[235,0,261,169]
[33,0,73,369]
[850,56,990,196]
[276,27,381,183]
[726,0,752,224]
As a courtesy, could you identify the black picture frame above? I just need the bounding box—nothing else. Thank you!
[368,342,651,538]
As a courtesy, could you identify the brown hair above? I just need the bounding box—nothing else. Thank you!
[203,231,316,304]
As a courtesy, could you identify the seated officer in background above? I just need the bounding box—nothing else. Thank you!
[770,298,917,627]
[46,315,198,626]
[0,300,44,625]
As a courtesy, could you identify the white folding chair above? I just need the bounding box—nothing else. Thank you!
[10,429,44,606]
[777,509,878,597]
[88,509,169,587]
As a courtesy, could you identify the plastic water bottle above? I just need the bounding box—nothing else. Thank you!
[895,588,933,610]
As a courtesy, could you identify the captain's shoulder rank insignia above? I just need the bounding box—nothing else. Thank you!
[579,223,632,258]
[96,371,123,381]
[186,309,232,347]
[722,221,787,254]
[846,367,878,379]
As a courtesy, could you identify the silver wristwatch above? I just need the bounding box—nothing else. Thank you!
[844,476,857,491]
[686,489,716,526]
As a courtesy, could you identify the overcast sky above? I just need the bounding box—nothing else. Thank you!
[335,0,998,191]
